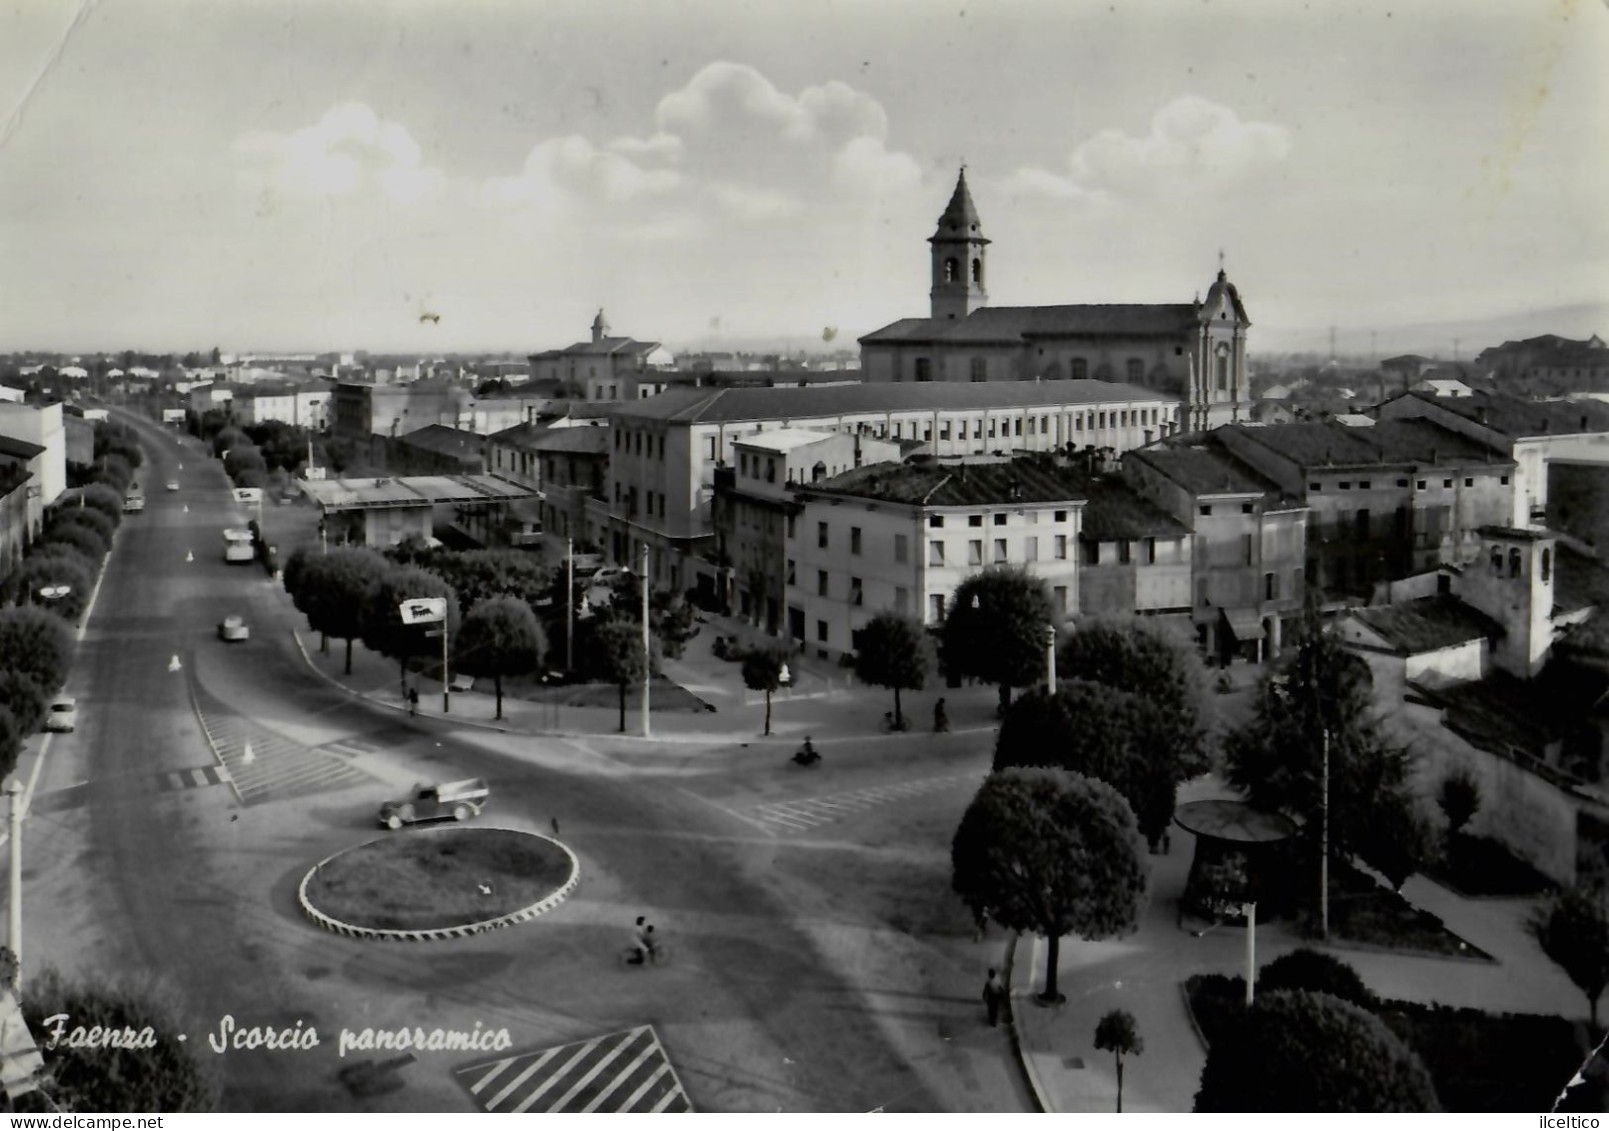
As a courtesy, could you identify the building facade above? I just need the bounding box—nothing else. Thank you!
[860,170,1252,432]
[529,310,674,401]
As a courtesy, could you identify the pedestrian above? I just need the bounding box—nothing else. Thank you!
[407,686,419,717]
[934,697,949,733]
[983,968,1006,1027]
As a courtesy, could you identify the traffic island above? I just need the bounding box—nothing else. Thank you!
[299,827,580,941]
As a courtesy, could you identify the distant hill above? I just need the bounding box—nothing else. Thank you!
[1257,303,1609,359]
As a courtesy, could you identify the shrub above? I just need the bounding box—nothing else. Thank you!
[76,483,126,525]
[47,504,116,547]
[38,521,108,562]
[1258,947,1373,1007]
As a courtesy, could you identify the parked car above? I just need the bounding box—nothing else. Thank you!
[44,696,76,733]
[165,479,180,492]
[378,779,489,830]
[218,615,250,642]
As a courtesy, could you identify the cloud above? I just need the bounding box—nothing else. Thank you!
[1013,96,1291,203]
[233,102,445,204]
[481,135,680,210]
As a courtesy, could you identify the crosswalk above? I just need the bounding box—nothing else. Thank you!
[454,1026,692,1114]
[189,680,373,805]
[745,772,982,836]
[31,764,230,814]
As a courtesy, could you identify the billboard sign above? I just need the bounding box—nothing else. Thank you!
[399,597,447,625]
[233,487,263,505]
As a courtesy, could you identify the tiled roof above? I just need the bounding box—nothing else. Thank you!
[803,459,1090,508]
[1350,596,1503,654]
[1220,422,1390,468]
[610,379,1171,424]
[1402,390,1609,437]
[861,303,1200,345]
[1555,543,1609,617]
[1358,419,1511,465]
[526,425,609,455]
[554,337,660,358]
[393,424,483,459]
[1132,440,1279,496]
[1076,475,1192,540]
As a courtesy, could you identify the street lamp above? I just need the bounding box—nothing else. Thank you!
[6,782,21,991]
[640,544,651,739]
[35,585,70,604]
[1045,623,1058,694]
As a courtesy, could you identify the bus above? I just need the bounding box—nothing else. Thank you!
[223,528,255,563]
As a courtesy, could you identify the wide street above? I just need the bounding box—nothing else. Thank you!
[14,412,1032,1113]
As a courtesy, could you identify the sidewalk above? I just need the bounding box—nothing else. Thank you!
[1007,776,1585,1113]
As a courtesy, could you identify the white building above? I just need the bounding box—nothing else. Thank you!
[0,401,65,525]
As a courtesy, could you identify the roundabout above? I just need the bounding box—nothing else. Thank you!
[299,826,580,941]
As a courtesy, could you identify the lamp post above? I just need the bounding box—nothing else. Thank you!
[1320,727,1330,941]
[566,538,575,673]
[35,585,70,605]
[6,782,21,991]
[640,544,651,739]
[1045,623,1058,694]
[1244,902,1257,1006]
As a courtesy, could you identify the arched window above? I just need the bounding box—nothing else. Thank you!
[944,258,959,283]
[1490,547,1504,574]
[1542,548,1552,582]
[1509,548,1522,578]
[971,258,983,285]
[812,461,827,483]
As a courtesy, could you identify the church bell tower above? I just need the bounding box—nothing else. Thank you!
[929,168,989,322]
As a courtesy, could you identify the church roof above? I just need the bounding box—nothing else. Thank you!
[552,336,660,358]
[931,169,985,240]
[861,303,1202,346]
[1202,269,1250,325]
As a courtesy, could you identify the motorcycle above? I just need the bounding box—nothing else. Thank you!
[792,746,821,767]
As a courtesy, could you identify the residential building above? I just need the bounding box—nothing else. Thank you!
[785,458,1086,661]
[1069,470,1194,622]
[1214,418,1514,597]
[529,310,674,401]
[1124,438,1309,661]
[1377,389,1609,527]
[606,379,1179,594]
[0,465,30,583]
[0,401,64,529]
[1477,334,1609,392]
[713,429,901,632]
[859,169,1252,431]
[386,425,486,476]
[531,425,610,547]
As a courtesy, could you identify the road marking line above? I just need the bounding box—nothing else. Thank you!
[468,1056,520,1094]
[534,1031,635,1114]
[582,1035,657,1113]
[619,1062,672,1113]
[505,1042,596,1112]
[485,1048,560,1108]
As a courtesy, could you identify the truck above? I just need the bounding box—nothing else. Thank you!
[377,779,490,830]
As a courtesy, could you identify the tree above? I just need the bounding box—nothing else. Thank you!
[6,554,93,622]
[853,611,933,730]
[951,767,1149,1003]
[1437,768,1481,842]
[0,608,74,698]
[46,505,116,549]
[1529,886,1609,1029]
[1059,617,1212,776]
[1356,789,1435,892]
[288,547,389,673]
[454,596,543,720]
[74,483,126,526]
[361,566,460,689]
[1094,1009,1143,1113]
[940,566,1055,715]
[21,968,218,1112]
[741,647,789,736]
[586,619,653,733]
[1223,606,1417,870]
[0,706,24,782]
[1257,947,1373,1007]
[994,682,1180,851]
[38,522,107,563]
[1194,990,1439,1112]
[0,669,48,735]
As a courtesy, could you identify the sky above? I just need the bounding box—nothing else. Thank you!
[1,0,1605,356]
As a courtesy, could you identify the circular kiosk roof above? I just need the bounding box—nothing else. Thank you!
[1174,799,1296,843]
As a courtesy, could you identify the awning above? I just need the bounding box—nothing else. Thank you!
[1221,608,1264,642]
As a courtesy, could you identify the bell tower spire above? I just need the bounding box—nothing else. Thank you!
[929,167,989,322]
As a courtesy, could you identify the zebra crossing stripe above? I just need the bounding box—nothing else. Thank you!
[455,1026,691,1114]
[486,1048,562,1109]
[581,1034,658,1113]
[541,1028,636,1113]
[621,1063,673,1113]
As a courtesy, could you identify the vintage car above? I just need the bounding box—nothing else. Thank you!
[377,779,489,830]
[44,695,77,733]
[218,615,250,642]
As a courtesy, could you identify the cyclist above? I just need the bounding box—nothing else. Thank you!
[629,915,651,965]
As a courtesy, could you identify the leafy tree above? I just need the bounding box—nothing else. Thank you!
[1194,990,1439,1112]
[585,619,654,733]
[361,566,460,689]
[741,647,790,736]
[7,555,92,622]
[1357,789,1436,892]
[941,567,1055,715]
[46,505,116,548]
[89,454,132,494]
[994,682,1180,850]
[1257,948,1373,1007]
[38,523,107,562]
[21,968,218,1112]
[1094,1009,1143,1113]
[1529,887,1609,1029]
[0,670,48,735]
[212,426,248,460]
[288,547,388,673]
[1059,616,1212,776]
[74,483,126,526]
[951,767,1149,1003]
[454,596,543,720]
[1437,768,1481,841]
[1223,607,1417,872]
[0,705,25,781]
[0,607,74,698]
[383,544,550,617]
[853,611,933,730]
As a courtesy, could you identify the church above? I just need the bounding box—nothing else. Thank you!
[859,169,1253,432]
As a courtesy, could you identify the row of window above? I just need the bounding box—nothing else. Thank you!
[1308,475,1509,493]
[917,356,1179,384]
[613,483,669,519]
[615,428,666,461]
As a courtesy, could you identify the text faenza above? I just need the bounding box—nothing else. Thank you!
[41,1014,158,1052]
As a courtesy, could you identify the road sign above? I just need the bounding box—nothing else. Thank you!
[232,487,263,505]
[454,1026,692,1114]
[399,597,447,625]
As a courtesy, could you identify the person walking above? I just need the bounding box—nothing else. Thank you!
[934,697,949,733]
[983,968,1006,1027]
[407,686,419,717]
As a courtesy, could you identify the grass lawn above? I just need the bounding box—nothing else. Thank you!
[1427,833,1556,898]
[1186,974,1587,1111]
[304,828,573,931]
[1297,860,1491,960]
[478,671,713,712]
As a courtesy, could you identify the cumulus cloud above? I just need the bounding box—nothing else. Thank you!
[1013,96,1291,203]
[481,135,680,210]
[233,102,445,204]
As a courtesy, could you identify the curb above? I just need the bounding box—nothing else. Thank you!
[297,826,580,942]
[1006,932,1056,1113]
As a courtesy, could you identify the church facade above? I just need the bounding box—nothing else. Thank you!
[859,170,1253,432]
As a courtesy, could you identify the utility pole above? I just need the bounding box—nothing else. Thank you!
[566,538,575,673]
[1045,623,1057,694]
[1245,902,1257,1006]
[1320,727,1330,940]
[7,783,20,990]
[441,618,451,715]
[640,544,652,738]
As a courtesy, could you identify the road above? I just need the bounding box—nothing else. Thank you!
[17,410,1031,1113]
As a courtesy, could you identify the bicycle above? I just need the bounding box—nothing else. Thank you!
[618,941,668,968]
